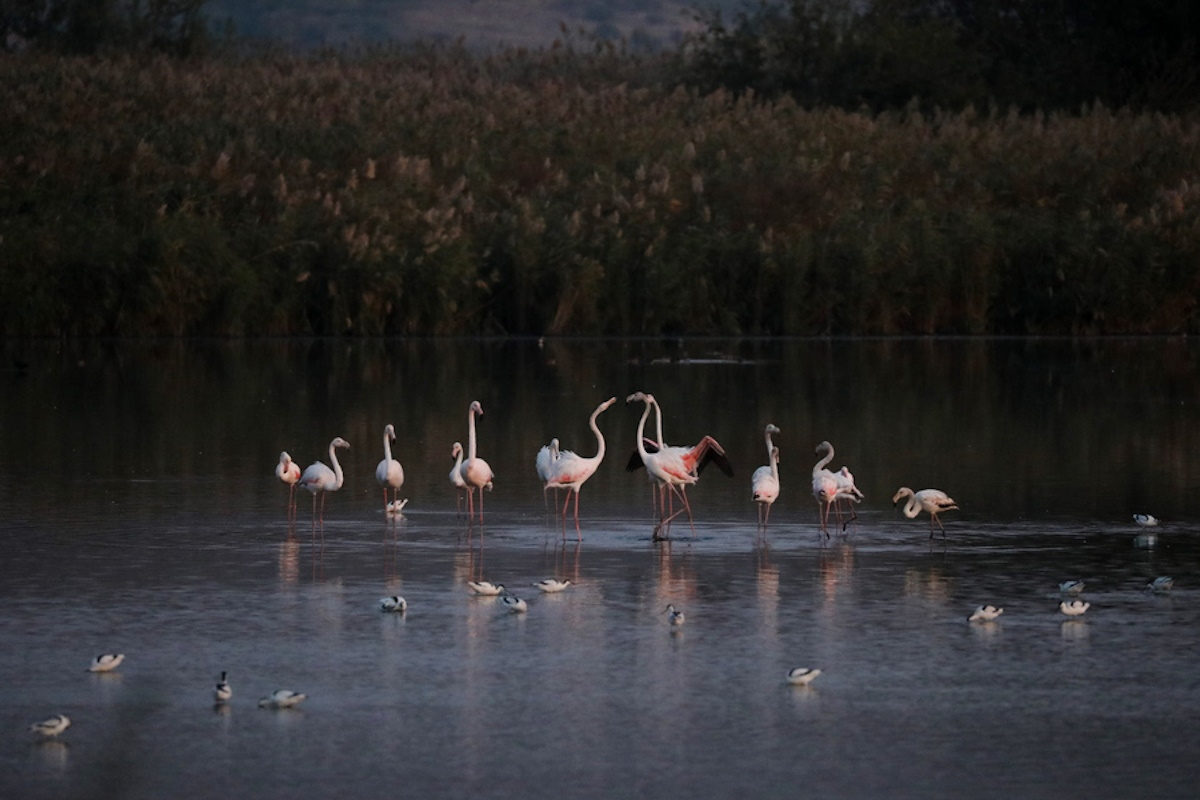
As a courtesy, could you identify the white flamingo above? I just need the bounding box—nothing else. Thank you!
[276,451,301,517]
[544,397,618,533]
[375,424,405,515]
[460,401,494,523]
[627,392,699,539]
[449,442,468,515]
[627,394,732,518]
[298,437,351,524]
[892,487,958,537]
[536,437,561,510]
[752,424,781,527]
[811,441,841,535]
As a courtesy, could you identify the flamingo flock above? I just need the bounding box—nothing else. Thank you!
[275,395,968,541]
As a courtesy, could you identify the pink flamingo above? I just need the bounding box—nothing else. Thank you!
[751,424,781,526]
[535,437,561,510]
[544,397,617,535]
[375,424,405,515]
[276,451,301,517]
[627,392,713,539]
[298,437,350,524]
[892,487,958,538]
[811,441,840,536]
[460,401,494,523]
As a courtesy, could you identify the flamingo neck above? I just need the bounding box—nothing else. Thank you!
[328,441,345,489]
[467,408,478,460]
[635,400,652,459]
[770,450,779,480]
[652,399,664,446]
[765,430,775,459]
[589,407,607,461]
[383,431,394,462]
[897,490,920,518]
[813,445,834,475]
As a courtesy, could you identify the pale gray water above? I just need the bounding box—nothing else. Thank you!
[2,338,1200,799]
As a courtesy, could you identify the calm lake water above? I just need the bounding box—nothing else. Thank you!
[3,338,1200,799]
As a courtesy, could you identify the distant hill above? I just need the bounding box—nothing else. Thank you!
[203,0,738,50]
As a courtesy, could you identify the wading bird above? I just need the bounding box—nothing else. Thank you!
[968,605,1003,622]
[752,425,781,527]
[29,715,70,737]
[276,451,302,517]
[786,668,821,686]
[536,438,561,510]
[375,424,405,516]
[892,487,958,537]
[214,672,232,703]
[258,689,307,709]
[449,442,467,515]
[543,397,618,533]
[1060,599,1090,617]
[460,401,494,524]
[87,653,124,673]
[298,437,351,525]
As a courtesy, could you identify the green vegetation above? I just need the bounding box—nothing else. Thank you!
[2,11,1200,335]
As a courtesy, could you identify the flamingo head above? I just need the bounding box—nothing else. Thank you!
[766,423,780,434]
[469,400,483,416]
[279,451,292,466]
[598,396,618,411]
[451,442,463,458]
[892,487,912,505]
[384,423,396,441]
[332,437,350,450]
[625,391,646,404]
[815,440,832,456]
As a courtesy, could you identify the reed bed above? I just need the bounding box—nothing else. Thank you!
[3,47,1200,336]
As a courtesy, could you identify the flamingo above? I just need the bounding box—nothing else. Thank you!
[449,442,468,514]
[298,437,351,524]
[276,451,302,517]
[627,392,700,538]
[892,487,958,537]
[460,401,494,523]
[811,441,840,535]
[751,424,781,526]
[626,394,733,516]
[834,466,865,524]
[375,424,405,515]
[536,438,561,510]
[544,397,618,533]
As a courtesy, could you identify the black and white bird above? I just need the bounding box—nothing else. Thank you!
[968,605,1004,622]
[1060,600,1090,617]
[1059,580,1085,595]
[1133,513,1159,527]
[214,672,232,703]
[786,667,821,686]
[664,604,685,626]
[1147,576,1175,593]
[87,653,125,673]
[501,595,528,613]
[29,714,71,737]
[258,689,307,709]
[467,581,505,596]
[380,596,407,612]
[532,579,571,593]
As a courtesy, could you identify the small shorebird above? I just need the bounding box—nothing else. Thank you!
[664,604,685,626]
[87,653,125,673]
[467,581,505,596]
[968,605,1004,622]
[1059,580,1085,595]
[1147,576,1175,593]
[258,690,307,709]
[1133,513,1159,527]
[501,595,528,613]
[532,579,571,593]
[214,672,232,703]
[786,667,821,686]
[29,714,71,737]
[380,596,407,612]
[1060,600,1090,617]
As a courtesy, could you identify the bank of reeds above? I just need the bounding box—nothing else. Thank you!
[3,47,1200,336]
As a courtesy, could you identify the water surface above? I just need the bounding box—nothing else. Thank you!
[2,338,1199,799]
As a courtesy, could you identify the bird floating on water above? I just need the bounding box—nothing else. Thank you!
[1059,580,1085,595]
[892,487,958,537]
[214,671,232,703]
[1133,513,1159,527]
[29,714,71,737]
[87,653,125,673]
[501,595,528,613]
[968,605,1004,622]
[532,579,571,593]
[1147,576,1175,593]
[386,498,409,517]
[1060,600,1090,617]
[380,596,408,612]
[786,667,821,686]
[467,581,505,596]
[258,690,307,709]
[664,604,685,626]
